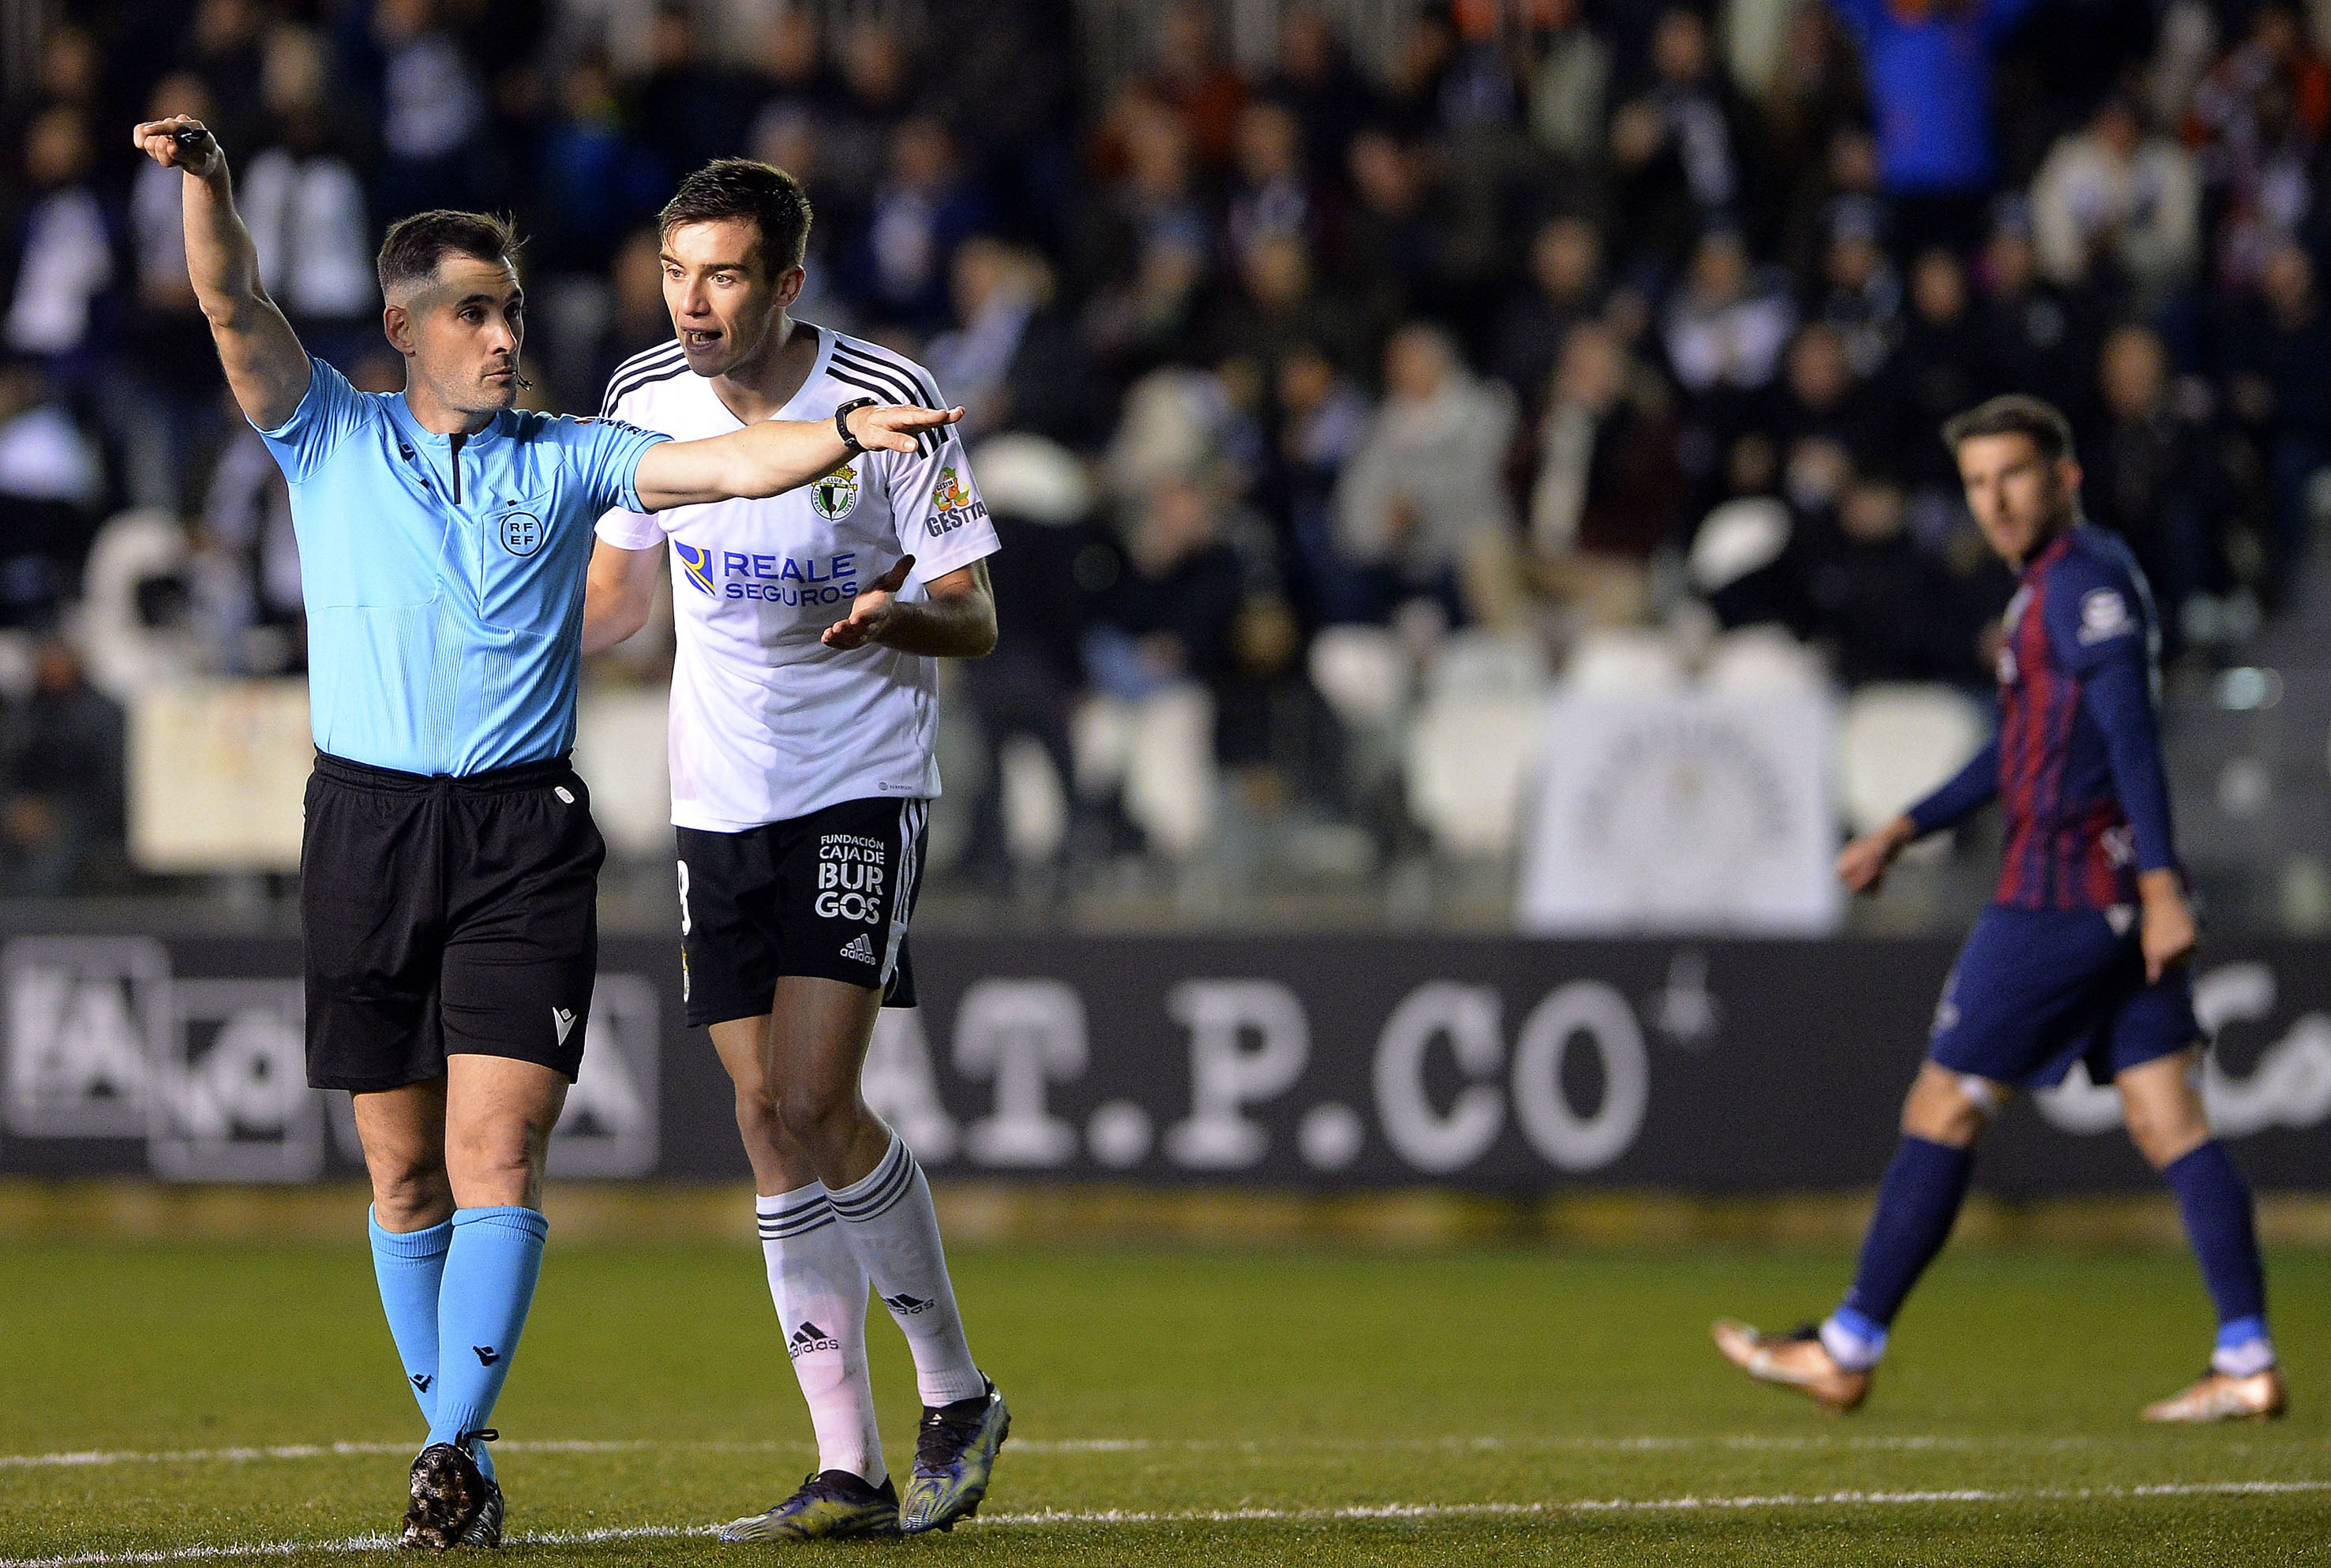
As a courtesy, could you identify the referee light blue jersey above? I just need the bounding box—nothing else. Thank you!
[257,355,670,776]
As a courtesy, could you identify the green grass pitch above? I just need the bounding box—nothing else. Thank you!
[3,1236,2326,1565]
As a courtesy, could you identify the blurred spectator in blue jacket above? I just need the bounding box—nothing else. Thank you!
[534,52,667,278]
[1827,0,2044,255]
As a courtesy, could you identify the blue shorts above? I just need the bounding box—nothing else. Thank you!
[1928,905,2202,1089]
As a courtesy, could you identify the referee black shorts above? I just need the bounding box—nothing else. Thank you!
[302,752,606,1092]
[675,797,928,1029]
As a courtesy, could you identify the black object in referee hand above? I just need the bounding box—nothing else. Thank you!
[172,127,210,150]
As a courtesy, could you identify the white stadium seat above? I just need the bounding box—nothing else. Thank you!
[1426,627,1551,703]
[574,687,674,861]
[1703,625,1828,694]
[1839,683,1989,836]
[1072,693,1135,799]
[1308,623,1411,732]
[1563,626,1687,694]
[998,733,1070,866]
[1123,683,1217,858]
[1403,694,1546,859]
[968,432,1096,524]
[1687,496,1791,595]
[73,509,201,701]
[1077,686,1218,859]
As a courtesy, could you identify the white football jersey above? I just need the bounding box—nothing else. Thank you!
[596,325,1000,832]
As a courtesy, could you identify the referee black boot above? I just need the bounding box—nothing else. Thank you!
[401,1431,498,1549]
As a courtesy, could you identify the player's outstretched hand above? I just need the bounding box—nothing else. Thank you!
[846,403,964,455]
[2137,868,2198,983]
[823,555,916,650]
[133,117,221,179]
[1836,817,1914,895]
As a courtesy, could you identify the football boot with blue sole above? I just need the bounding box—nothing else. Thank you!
[899,1379,1010,1534]
[718,1470,901,1543]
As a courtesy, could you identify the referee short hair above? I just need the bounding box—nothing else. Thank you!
[377,210,521,298]
[1942,394,2074,466]
[659,159,813,275]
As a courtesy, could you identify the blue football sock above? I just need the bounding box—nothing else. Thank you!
[369,1208,452,1426]
[426,1207,549,1462]
[1837,1136,1973,1346]
[2161,1141,2271,1371]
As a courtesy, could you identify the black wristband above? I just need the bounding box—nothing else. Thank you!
[834,397,879,458]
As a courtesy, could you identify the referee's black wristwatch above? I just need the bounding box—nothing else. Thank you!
[834,397,879,458]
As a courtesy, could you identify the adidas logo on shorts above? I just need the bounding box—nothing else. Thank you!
[839,934,875,964]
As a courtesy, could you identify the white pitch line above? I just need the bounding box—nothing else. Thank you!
[2,1479,2323,1566]
[0,1431,2012,1472]
[0,1441,753,1472]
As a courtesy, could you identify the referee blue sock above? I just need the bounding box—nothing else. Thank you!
[369,1208,452,1425]
[426,1206,549,1465]
[1831,1136,1973,1364]
[2161,1141,2273,1374]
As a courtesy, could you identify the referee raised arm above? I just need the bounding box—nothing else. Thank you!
[133,116,959,1551]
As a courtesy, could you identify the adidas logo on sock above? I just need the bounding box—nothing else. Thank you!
[839,934,875,964]
[883,1292,935,1316]
[788,1320,841,1360]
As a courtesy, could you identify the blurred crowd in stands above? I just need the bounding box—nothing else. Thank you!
[3,0,2330,896]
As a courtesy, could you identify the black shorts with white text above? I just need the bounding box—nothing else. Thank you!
[674,797,927,1028]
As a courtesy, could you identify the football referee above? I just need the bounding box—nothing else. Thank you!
[133,117,958,1550]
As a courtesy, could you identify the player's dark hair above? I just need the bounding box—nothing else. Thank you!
[658,159,813,275]
[1942,394,2074,466]
[376,210,522,297]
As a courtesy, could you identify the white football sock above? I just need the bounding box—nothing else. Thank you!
[1819,1313,1887,1372]
[758,1184,885,1486]
[2213,1332,2276,1379]
[830,1135,987,1406]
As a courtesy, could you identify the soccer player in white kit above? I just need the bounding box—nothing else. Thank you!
[583,161,1005,1541]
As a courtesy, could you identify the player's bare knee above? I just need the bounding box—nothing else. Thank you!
[368,1153,452,1229]
[734,1082,781,1138]
[445,1117,550,1207]
[773,1085,861,1165]
[2124,1098,2209,1169]
[1901,1067,1996,1147]
[2119,1052,2209,1169]
[772,1087,838,1147]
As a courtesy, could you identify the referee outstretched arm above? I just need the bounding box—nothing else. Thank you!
[133,115,956,489]
[131,119,310,429]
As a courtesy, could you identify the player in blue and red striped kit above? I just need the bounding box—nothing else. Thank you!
[1714,396,2283,1422]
